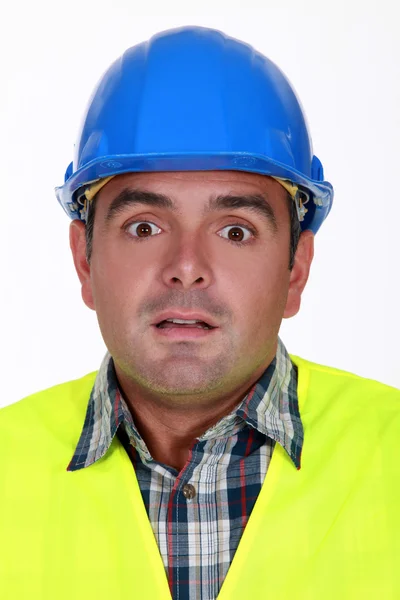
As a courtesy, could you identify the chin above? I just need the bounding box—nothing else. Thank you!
[122,355,227,396]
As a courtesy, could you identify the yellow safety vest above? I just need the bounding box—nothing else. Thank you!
[0,356,399,599]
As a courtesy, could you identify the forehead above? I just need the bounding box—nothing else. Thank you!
[96,170,289,218]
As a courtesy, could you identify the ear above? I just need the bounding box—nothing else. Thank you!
[69,220,95,310]
[283,229,314,319]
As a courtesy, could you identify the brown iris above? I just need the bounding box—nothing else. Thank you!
[228,227,245,241]
[136,223,152,237]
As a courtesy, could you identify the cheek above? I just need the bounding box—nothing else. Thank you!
[223,254,290,331]
[90,243,154,315]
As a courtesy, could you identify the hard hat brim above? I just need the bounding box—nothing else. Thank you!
[55,152,333,234]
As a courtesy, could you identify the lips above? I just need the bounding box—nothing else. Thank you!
[157,320,212,330]
[152,311,218,329]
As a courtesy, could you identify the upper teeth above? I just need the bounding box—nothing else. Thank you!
[166,318,201,324]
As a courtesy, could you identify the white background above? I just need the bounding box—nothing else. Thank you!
[1,0,399,407]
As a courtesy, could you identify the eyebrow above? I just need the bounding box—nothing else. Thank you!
[104,188,278,232]
[105,189,176,223]
[209,193,277,232]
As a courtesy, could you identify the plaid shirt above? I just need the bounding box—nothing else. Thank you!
[67,337,303,600]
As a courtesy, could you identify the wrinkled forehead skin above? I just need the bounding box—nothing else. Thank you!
[93,170,292,231]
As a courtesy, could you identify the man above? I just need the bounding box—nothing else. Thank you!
[0,26,399,600]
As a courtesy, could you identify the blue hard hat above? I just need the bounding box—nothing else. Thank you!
[55,26,333,233]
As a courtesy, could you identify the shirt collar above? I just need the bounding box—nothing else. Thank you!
[67,337,303,472]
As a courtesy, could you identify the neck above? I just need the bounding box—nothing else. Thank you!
[114,345,277,472]
[118,385,249,471]
[115,371,269,472]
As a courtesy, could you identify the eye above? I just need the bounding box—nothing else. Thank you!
[125,221,162,239]
[218,224,255,245]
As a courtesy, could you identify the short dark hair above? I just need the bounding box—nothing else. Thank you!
[85,191,301,270]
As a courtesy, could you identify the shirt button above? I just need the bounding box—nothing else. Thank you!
[182,483,196,500]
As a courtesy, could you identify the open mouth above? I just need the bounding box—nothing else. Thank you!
[156,318,215,330]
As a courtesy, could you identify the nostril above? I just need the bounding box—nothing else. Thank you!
[170,277,205,284]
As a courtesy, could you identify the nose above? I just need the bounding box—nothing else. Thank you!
[160,232,213,291]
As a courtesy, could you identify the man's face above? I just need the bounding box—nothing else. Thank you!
[70,170,313,403]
